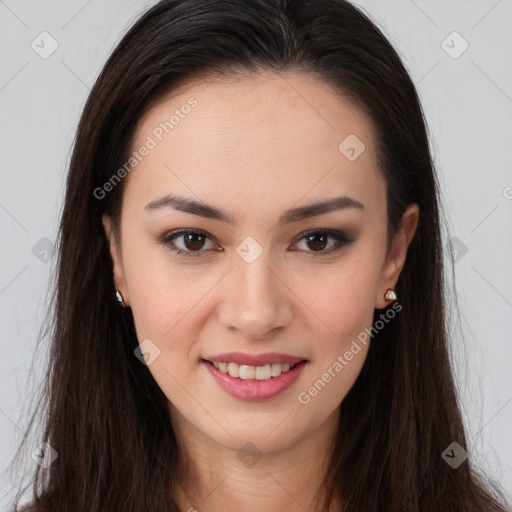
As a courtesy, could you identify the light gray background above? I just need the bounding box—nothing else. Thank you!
[1,0,511,506]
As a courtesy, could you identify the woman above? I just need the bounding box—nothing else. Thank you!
[12,0,509,510]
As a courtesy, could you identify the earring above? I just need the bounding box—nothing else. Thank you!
[385,288,397,301]
[115,289,126,308]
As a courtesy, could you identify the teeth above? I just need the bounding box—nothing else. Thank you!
[209,361,298,380]
[239,365,255,380]
[227,362,239,378]
[271,363,282,377]
[255,364,271,380]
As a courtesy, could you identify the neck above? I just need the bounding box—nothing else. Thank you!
[171,408,341,512]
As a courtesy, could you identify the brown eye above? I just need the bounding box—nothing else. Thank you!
[305,232,328,251]
[182,232,206,251]
[293,229,354,255]
[160,229,217,258]
[160,228,354,259]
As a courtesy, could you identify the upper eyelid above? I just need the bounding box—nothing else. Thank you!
[164,228,217,245]
[162,228,352,249]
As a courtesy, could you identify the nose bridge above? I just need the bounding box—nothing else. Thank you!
[237,251,275,305]
[219,244,291,337]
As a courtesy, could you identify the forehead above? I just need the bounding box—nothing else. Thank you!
[126,71,385,221]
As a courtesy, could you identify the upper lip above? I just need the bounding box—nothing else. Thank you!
[203,352,306,366]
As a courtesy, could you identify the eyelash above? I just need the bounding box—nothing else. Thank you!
[159,228,354,259]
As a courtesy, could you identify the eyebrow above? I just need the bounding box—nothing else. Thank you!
[145,193,365,225]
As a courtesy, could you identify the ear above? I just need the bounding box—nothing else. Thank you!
[375,203,419,309]
[102,214,129,306]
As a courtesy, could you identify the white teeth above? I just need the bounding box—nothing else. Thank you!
[239,365,255,380]
[227,362,239,378]
[271,363,282,377]
[255,364,271,380]
[209,360,299,380]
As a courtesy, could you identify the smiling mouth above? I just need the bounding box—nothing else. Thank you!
[202,360,306,380]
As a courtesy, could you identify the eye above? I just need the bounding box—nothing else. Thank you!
[292,229,354,256]
[159,228,354,258]
[160,229,219,258]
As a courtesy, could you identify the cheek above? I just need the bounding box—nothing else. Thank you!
[293,256,379,408]
[300,256,380,343]
[124,261,207,409]
[121,235,213,341]
[296,296,373,423]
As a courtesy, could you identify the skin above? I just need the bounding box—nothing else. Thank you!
[103,71,419,511]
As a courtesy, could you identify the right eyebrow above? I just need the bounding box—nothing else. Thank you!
[145,193,365,225]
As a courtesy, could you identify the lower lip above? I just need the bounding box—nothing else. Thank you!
[203,360,307,401]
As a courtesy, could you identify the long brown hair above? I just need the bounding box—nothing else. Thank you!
[11,0,509,510]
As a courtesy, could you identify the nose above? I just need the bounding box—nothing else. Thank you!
[217,250,293,340]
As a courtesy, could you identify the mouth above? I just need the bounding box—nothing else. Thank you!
[202,358,308,401]
[202,359,306,381]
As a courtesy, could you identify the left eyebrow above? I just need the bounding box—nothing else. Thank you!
[144,193,365,225]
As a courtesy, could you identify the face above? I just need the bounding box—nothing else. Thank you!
[103,71,418,455]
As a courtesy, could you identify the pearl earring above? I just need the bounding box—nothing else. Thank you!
[385,288,397,301]
[115,289,126,308]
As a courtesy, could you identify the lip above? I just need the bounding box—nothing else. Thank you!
[203,352,305,367]
[202,358,307,401]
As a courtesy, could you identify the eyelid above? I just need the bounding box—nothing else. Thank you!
[160,228,219,257]
[292,228,355,246]
[159,227,355,258]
